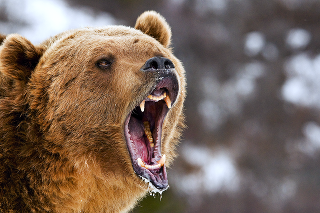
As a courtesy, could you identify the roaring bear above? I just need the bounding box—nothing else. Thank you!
[0,11,186,212]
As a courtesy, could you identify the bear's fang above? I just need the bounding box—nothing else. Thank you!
[139,92,172,113]
[137,154,166,170]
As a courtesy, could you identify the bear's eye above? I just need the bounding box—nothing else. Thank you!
[96,58,113,70]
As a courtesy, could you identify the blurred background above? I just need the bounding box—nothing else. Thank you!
[1,0,320,212]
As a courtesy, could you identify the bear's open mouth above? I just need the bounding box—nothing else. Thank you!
[124,72,179,192]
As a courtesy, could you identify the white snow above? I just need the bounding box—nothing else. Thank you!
[286,28,311,49]
[198,61,265,130]
[303,122,320,149]
[244,31,265,56]
[0,0,116,44]
[282,53,320,109]
[175,143,240,194]
[296,122,320,155]
[279,178,297,200]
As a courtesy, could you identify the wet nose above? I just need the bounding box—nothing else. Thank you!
[142,57,175,71]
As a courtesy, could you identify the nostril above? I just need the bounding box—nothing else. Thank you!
[150,61,158,70]
[142,57,175,71]
[164,59,174,69]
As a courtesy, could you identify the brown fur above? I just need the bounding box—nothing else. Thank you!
[0,11,186,212]
[0,34,6,45]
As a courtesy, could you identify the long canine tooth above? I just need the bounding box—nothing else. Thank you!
[137,158,145,168]
[161,92,166,100]
[157,154,166,167]
[164,95,172,109]
[140,100,145,112]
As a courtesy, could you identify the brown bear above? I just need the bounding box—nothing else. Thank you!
[0,11,186,212]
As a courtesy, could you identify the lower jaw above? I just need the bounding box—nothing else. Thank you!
[124,116,169,192]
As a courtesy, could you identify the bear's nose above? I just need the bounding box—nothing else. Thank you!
[142,57,175,71]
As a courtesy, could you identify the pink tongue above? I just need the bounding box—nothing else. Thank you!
[128,116,149,162]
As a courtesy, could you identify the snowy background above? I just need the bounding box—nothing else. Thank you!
[2,0,320,212]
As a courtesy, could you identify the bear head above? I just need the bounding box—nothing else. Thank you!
[0,11,186,212]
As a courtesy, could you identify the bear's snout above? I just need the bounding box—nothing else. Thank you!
[140,56,179,96]
[139,56,180,110]
[141,56,175,71]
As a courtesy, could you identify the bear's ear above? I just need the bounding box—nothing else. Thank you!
[135,11,172,48]
[0,34,44,82]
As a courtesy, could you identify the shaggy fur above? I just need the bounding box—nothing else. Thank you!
[0,11,186,212]
[0,34,6,45]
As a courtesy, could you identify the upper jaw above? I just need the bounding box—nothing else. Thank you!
[124,69,179,191]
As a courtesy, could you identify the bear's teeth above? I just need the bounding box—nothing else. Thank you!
[164,95,172,109]
[145,164,161,170]
[140,100,145,112]
[137,155,166,170]
[141,92,171,110]
[147,92,167,102]
[137,158,145,167]
[157,154,166,167]
[143,121,154,147]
